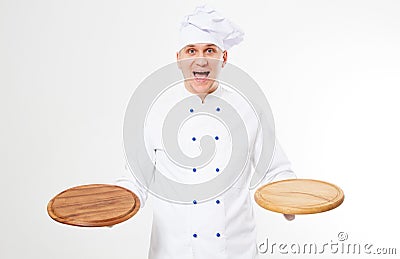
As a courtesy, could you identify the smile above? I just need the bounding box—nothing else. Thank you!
[193,71,210,78]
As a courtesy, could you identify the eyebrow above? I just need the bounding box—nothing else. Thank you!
[179,44,219,55]
[185,44,218,48]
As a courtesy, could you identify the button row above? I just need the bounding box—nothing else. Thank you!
[189,107,221,113]
[192,199,221,204]
[192,233,221,238]
[192,168,220,173]
[191,136,220,141]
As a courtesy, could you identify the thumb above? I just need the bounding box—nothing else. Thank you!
[283,214,295,221]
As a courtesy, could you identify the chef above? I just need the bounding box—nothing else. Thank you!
[117,5,296,259]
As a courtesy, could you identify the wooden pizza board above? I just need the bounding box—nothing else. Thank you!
[254,179,344,215]
[47,184,140,227]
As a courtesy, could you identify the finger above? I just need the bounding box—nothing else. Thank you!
[283,214,295,221]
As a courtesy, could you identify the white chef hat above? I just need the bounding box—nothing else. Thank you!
[178,5,244,52]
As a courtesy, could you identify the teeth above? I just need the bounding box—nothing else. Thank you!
[193,71,210,78]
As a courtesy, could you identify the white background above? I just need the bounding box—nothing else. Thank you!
[1,0,399,258]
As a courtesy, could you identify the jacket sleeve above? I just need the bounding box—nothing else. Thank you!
[251,121,297,187]
[116,107,160,208]
[115,162,149,208]
[261,138,297,184]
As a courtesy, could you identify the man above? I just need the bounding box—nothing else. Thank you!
[117,5,296,259]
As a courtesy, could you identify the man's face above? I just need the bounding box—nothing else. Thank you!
[176,43,227,95]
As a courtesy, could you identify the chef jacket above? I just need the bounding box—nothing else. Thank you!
[117,83,296,259]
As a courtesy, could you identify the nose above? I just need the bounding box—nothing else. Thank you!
[193,54,208,67]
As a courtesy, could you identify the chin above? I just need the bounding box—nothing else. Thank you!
[192,85,212,94]
[190,81,213,93]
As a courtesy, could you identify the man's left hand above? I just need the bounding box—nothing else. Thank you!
[283,214,295,221]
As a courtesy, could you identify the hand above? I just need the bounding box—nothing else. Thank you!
[283,214,295,221]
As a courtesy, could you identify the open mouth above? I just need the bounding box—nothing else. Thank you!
[193,71,210,78]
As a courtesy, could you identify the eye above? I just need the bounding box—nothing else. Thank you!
[206,48,215,54]
[187,48,196,54]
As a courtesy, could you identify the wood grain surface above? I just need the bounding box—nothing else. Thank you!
[47,184,140,227]
[254,179,344,215]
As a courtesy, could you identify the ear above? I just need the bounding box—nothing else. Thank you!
[176,52,182,69]
[222,51,228,68]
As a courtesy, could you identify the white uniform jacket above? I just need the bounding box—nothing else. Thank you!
[117,84,296,259]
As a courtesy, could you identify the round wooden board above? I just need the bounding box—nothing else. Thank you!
[47,184,140,227]
[254,179,344,215]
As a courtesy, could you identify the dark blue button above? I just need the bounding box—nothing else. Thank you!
[193,168,197,172]
[216,233,221,237]
[193,233,198,238]
[215,136,219,140]
[216,168,220,172]
[192,137,196,141]
[190,108,194,113]
[216,107,221,112]
[193,200,197,204]
[216,200,220,204]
